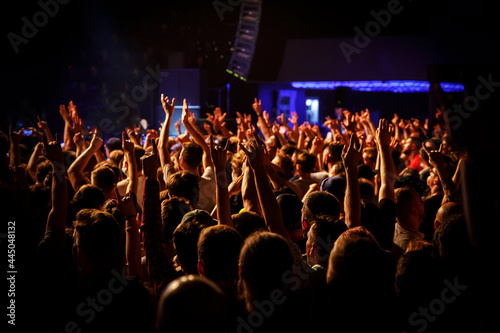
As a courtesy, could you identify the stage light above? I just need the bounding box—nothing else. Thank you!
[290,81,464,93]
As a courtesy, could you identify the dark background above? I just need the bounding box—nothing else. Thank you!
[2,0,498,136]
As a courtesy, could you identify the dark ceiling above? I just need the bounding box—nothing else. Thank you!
[2,0,496,131]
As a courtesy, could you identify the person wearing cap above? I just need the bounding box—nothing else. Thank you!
[320,176,347,220]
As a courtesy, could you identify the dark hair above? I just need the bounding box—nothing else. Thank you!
[71,184,106,213]
[231,211,268,239]
[302,191,341,221]
[161,197,192,242]
[197,225,243,281]
[395,240,442,319]
[172,220,207,275]
[238,231,293,312]
[180,142,203,169]
[295,150,316,173]
[358,177,375,202]
[36,159,53,183]
[279,144,297,157]
[324,142,344,163]
[106,137,122,153]
[166,170,199,207]
[73,209,122,266]
[91,165,116,194]
[277,193,303,230]
[308,215,347,266]
[433,214,471,276]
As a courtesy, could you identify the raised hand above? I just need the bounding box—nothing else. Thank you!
[423,144,444,168]
[161,94,176,117]
[342,133,362,170]
[42,132,63,162]
[73,132,85,148]
[376,119,394,148]
[342,110,356,133]
[289,111,298,127]
[239,138,266,171]
[89,130,104,150]
[209,135,229,170]
[181,98,192,125]
[9,124,24,145]
[59,104,72,124]
[122,131,135,154]
[252,98,262,116]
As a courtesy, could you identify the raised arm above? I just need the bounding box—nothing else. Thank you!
[240,139,290,240]
[67,132,103,191]
[37,116,55,143]
[122,131,138,197]
[424,145,459,204]
[342,133,363,228]
[158,94,175,168]
[43,133,68,232]
[252,98,272,140]
[209,135,232,226]
[182,98,213,169]
[9,124,24,167]
[376,119,397,203]
[115,188,141,277]
[27,142,44,183]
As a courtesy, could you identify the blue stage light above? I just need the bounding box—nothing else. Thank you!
[290,81,464,93]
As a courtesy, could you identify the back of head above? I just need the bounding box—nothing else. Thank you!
[395,186,419,224]
[324,141,344,163]
[320,176,346,204]
[327,226,396,331]
[156,275,229,333]
[180,142,203,169]
[358,177,375,202]
[91,165,116,195]
[308,215,348,266]
[277,193,303,230]
[433,213,471,277]
[238,231,293,312]
[161,197,192,242]
[395,240,442,315]
[172,219,209,275]
[105,137,122,154]
[231,211,268,239]
[327,227,384,286]
[272,154,294,180]
[71,184,106,213]
[197,225,243,281]
[36,159,53,183]
[295,150,316,173]
[108,149,124,166]
[302,191,341,221]
[166,170,199,207]
[73,209,122,268]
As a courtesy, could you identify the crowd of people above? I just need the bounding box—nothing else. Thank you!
[2,93,489,332]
